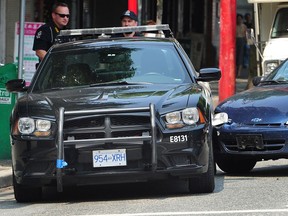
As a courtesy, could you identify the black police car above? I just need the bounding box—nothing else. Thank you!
[6,25,223,202]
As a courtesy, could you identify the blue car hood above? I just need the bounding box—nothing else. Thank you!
[216,85,288,124]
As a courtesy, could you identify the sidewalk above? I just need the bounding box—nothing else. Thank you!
[211,65,249,106]
[0,78,249,189]
[211,78,248,107]
[0,160,12,188]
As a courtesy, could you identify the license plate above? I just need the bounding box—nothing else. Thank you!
[92,149,127,168]
[236,134,264,150]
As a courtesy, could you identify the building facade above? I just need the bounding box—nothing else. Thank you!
[1,0,223,69]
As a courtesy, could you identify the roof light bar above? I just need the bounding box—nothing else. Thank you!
[59,24,171,36]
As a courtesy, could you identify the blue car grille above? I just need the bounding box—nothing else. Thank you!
[222,138,285,152]
[242,123,282,127]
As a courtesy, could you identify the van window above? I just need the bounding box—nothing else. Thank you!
[271,8,288,38]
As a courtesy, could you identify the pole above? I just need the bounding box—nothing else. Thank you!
[254,3,262,77]
[128,0,138,14]
[156,0,163,24]
[219,0,236,102]
[18,0,25,79]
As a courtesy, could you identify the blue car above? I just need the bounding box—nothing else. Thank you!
[213,59,288,173]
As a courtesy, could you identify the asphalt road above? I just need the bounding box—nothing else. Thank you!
[1,159,288,216]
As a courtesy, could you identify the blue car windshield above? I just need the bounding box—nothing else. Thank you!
[265,59,288,82]
[32,44,192,91]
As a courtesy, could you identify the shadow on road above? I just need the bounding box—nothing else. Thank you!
[1,160,287,204]
[216,159,288,178]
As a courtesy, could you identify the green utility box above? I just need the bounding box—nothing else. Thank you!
[0,63,17,159]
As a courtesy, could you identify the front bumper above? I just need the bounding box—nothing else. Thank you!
[12,105,211,190]
[13,138,208,188]
[213,123,288,160]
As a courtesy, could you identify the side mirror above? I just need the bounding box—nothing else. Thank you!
[6,79,27,92]
[196,68,221,82]
[252,76,263,86]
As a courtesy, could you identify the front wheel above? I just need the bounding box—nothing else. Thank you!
[13,172,42,202]
[188,147,215,193]
[216,158,257,174]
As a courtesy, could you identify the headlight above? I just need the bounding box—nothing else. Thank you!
[36,119,51,131]
[18,117,35,134]
[15,117,51,136]
[212,112,228,126]
[165,108,204,129]
[182,108,199,125]
[165,111,181,124]
[264,61,279,75]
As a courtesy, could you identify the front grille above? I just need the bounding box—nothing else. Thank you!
[170,155,190,166]
[222,138,285,152]
[65,116,105,128]
[26,161,55,174]
[111,116,150,126]
[56,106,158,192]
[241,123,281,127]
[63,114,151,140]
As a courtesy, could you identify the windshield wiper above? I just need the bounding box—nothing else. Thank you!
[90,81,151,87]
[260,80,288,85]
[48,85,88,91]
[259,80,282,85]
[47,87,65,91]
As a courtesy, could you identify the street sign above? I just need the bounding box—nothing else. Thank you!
[13,22,44,85]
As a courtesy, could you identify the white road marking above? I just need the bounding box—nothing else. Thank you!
[75,208,288,216]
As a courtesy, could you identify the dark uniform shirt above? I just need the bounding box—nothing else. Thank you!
[111,32,143,38]
[32,21,61,53]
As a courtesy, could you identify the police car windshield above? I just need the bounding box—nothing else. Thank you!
[32,43,191,91]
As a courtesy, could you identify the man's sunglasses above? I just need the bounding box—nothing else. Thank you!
[56,13,70,18]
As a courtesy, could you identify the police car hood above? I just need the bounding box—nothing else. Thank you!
[22,84,203,118]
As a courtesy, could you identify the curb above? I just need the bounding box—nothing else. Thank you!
[0,168,12,188]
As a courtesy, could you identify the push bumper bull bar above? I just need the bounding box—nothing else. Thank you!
[56,104,157,192]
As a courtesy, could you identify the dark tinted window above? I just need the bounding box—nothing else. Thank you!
[271,8,288,38]
[32,43,191,91]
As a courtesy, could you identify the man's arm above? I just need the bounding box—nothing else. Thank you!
[35,50,47,61]
[33,24,51,61]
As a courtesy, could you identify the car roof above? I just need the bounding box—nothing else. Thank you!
[51,37,178,52]
[58,24,173,38]
[51,24,177,52]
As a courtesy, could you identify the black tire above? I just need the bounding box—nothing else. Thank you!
[216,158,257,174]
[188,147,215,193]
[13,173,42,203]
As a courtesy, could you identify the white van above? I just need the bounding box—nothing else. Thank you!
[262,3,288,76]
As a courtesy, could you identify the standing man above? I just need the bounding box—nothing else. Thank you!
[33,2,70,64]
[236,14,247,77]
[119,10,141,37]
